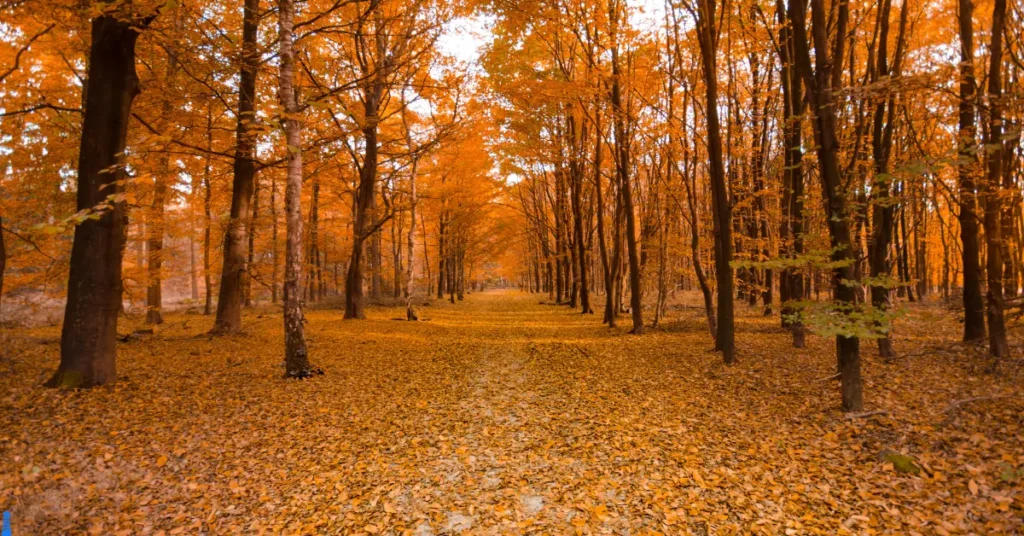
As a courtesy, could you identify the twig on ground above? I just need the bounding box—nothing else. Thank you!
[844,410,891,420]
[944,395,1015,413]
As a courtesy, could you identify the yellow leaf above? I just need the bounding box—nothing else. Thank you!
[156,455,168,468]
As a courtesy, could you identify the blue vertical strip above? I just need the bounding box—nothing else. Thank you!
[1,510,11,536]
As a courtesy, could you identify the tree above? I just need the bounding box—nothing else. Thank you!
[609,0,643,334]
[278,0,314,377]
[867,0,908,358]
[212,0,261,334]
[956,0,986,343]
[694,0,735,362]
[983,0,1009,363]
[787,0,862,411]
[47,9,157,388]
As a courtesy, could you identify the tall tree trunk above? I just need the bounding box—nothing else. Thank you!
[48,13,152,388]
[345,74,383,319]
[571,121,592,314]
[271,173,279,303]
[0,211,6,320]
[789,0,862,411]
[403,108,419,320]
[146,24,180,325]
[957,0,986,342]
[696,0,734,361]
[594,110,616,326]
[306,177,320,302]
[682,149,717,341]
[213,0,260,333]
[868,0,907,358]
[776,0,805,347]
[610,18,643,334]
[246,178,260,306]
[202,105,214,315]
[278,0,313,377]
[983,0,1009,364]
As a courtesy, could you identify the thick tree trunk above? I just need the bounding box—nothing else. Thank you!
[956,0,986,342]
[278,0,313,377]
[47,14,150,388]
[213,0,260,333]
[697,0,734,361]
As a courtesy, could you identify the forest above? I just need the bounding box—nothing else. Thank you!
[0,0,1022,533]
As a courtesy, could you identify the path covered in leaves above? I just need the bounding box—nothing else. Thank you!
[2,291,1022,534]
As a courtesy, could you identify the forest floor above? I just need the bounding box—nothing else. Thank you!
[1,290,1022,535]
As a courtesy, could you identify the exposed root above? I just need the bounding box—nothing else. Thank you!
[284,367,324,379]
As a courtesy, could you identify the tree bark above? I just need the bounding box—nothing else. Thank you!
[789,0,862,411]
[956,0,986,342]
[203,104,214,315]
[696,0,734,361]
[868,0,907,358]
[983,0,1009,363]
[0,211,6,320]
[146,23,180,325]
[278,0,313,377]
[402,106,419,320]
[213,0,260,333]
[570,118,592,314]
[48,13,152,388]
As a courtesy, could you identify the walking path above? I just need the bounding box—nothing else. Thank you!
[1,291,1020,533]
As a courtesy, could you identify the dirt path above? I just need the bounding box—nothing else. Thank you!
[1,291,1021,534]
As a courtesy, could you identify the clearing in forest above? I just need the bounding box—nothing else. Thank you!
[1,291,1021,534]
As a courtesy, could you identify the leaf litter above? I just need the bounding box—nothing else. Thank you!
[1,291,1022,534]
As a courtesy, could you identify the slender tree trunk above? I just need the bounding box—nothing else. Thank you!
[0,211,6,319]
[271,173,279,303]
[146,29,180,325]
[957,0,986,342]
[682,151,717,340]
[403,109,419,320]
[202,106,214,315]
[278,0,312,376]
[213,0,260,333]
[777,0,805,347]
[593,111,616,326]
[306,177,319,302]
[245,177,260,306]
[868,0,907,358]
[789,0,862,411]
[571,124,592,314]
[983,0,1009,364]
[696,0,734,361]
[48,13,152,388]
